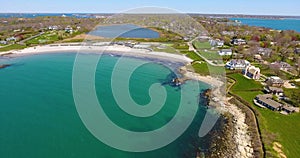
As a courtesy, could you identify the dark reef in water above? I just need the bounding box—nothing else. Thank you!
[0,64,11,69]
[199,89,212,106]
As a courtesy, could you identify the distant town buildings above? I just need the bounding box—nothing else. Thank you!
[294,48,300,54]
[65,26,73,33]
[243,65,261,80]
[225,59,250,70]
[218,49,232,56]
[221,31,235,36]
[257,47,272,57]
[48,25,59,30]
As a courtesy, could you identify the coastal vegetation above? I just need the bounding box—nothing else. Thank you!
[0,44,26,52]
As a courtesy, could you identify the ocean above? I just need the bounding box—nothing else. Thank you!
[0,53,212,157]
[230,18,300,32]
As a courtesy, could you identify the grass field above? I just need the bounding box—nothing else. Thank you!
[192,41,211,49]
[25,32,59,45]
[180,51,204,61]
[151,45,178,53]
[192,62,225,76]
[228,73,300,158]
[199,51,222,60]
[0,44,27,52]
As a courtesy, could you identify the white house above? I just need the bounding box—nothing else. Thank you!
[244,65,261,80]
[6,36,17,41]
[218,49,232,56]
[225,59,250,70]
[232,39,247,45]
[222,31,235,36]
[0,40,7,45]
[209,39,224,47]
[48,25,58,30]
[65,26,73,33]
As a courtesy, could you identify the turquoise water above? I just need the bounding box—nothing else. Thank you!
[0,53,211,158]
[89,24,160,38]
[230,18,300,32]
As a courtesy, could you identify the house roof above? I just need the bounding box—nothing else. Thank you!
[229,59,250,65]
[282,105,296,112]
[256,94,282,109]
[267,76,284,84]
[220,49,232,52]
[268,87,283,92]
[270,61,291,69]
[247,66,260,74]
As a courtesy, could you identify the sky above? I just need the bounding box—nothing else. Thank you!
[0,0,300,16]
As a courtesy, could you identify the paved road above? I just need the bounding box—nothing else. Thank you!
[187,39,225,67]
[18,32,45,45]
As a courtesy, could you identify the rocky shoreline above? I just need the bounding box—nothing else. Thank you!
[197,98,254,158]
[180,66,255,158]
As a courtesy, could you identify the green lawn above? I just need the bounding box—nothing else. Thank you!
[283,88,300,107]
[228,73,300,158]
[192,62,225,76]
[229,73,263,91]
[192,41,211,49]
[151,45,178,53]
[0,44,27,52]
[181,51,204,61]
[25,32,60,45]
[199,51,222,60]
[172,42,189,50]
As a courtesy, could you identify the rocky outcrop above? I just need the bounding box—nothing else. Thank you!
[0,64,11,69]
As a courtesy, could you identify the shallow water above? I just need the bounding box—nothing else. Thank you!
[0,53,212,158]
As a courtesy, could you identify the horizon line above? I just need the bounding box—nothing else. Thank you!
[0,12,300,17]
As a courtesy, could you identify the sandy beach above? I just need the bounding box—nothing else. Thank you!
[0,43,193,63]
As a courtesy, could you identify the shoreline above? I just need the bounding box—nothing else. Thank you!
[0,43,255,157]
[0,43,192,63]
[181,69,254,158]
